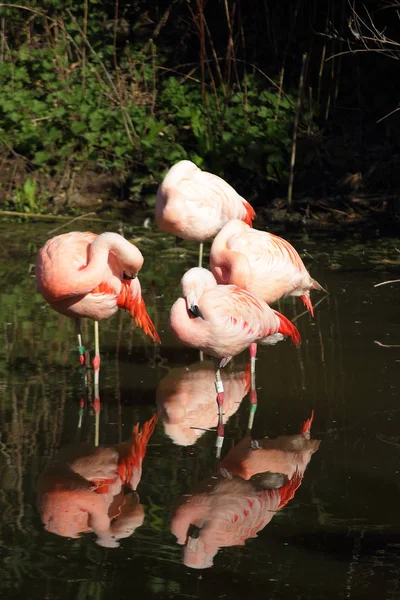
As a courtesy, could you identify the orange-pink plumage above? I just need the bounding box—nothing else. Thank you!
[35,231,160,342]
[37,415,156,547]
[210,219,323,316]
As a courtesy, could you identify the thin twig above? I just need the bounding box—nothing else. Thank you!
[374,279,400,287]
[291,295,327,323]
[47,212,96,235]
[374,340,400,348]
[287,53,307,211]
[0,210,103,221]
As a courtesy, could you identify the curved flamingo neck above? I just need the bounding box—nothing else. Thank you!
[212,249,249,289]
[60,233,144,299]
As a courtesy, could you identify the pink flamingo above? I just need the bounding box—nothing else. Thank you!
[37,415,156,547]
[171,467,302,569]
[220,411,320,482]
[210,218,323,384]
[169,267,301,454]
[171,413,318,569]
[36,232,160,387]
[156,161,255,266]
[157,360,250,446]
[210,219,323,313]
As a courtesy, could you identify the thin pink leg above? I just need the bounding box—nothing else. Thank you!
[214,360,225,458]
[93,320,101,446]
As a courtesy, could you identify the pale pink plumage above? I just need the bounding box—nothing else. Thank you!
[210,219,323,316]
[36,231,160,342]
[156,161,255,242]
[157,360,250,446]
[171,470,303,569]
[220,411,320,481]
[169,267,301,363]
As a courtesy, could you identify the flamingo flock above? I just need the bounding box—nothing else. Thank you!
[35,159,324,564]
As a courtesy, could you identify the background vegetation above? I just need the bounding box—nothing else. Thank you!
[0,0,399,223]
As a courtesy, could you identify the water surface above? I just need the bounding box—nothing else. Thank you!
[1,218,399,599]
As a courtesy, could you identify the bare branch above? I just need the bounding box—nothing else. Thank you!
[374,279,400,287]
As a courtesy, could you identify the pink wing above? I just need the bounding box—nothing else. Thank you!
[200,286,301,347]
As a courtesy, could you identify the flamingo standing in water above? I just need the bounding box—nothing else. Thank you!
[36,232,160,388]
[210,219,323,386]
[156,161,255,267]
[37,415,157,547]
[169,267,301,454]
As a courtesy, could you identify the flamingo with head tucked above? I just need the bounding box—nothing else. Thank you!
[171,412,319,569]
[156,161,255,266]
[169,267,301,454]
[37,415,157,548]
[36,231,160,386]
[210,218,324,380]
[157,360,250,446]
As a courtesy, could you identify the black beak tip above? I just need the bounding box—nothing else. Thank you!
[123,271,136,280]
[188,524,201,539]
[189,305,205,320]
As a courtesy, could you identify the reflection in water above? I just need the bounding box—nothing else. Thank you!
[171,413,319,569]
[220,410,320,480]
[157,360,250,446]
[37,415,156,547]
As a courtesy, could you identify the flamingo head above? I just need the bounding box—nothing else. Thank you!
[180,268,217,319]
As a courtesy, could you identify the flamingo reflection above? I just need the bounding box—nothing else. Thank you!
[171,412,319,569]
[157,360,250,446]
[220,410,320,481]
[37,415,156,547]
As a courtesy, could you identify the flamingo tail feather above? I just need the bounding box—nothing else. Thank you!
[243,201,256,227]
[301,410,315,435]
[117,414,157,485]
[273,310,302,347]
[277,469,303,509]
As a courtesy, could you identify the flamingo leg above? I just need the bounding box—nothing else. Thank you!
[75,319,87,429]
[93,320,100,390]
[248,343,258,431]
[93,320,101,446]
[198,242,204,268]
[214,359,225,458]
[75,320,87,378]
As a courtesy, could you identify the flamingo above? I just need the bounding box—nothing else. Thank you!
[156,160,255,267]
[37,415,156,547]
[169,267,301,454]
[171,412,318,569]
[157,360,250,446]
[171,467,302,569]
[36,232,161,387]
[220,411,320,482]
[210,218,323,379]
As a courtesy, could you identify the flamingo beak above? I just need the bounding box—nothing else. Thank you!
[186,291,205,319]
[189,305,204,319]
[123,271,137,280]
[187,524,201,540]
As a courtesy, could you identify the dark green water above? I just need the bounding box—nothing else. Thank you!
[1,218,399,600]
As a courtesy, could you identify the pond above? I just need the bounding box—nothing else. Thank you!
[1,216,399,600]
